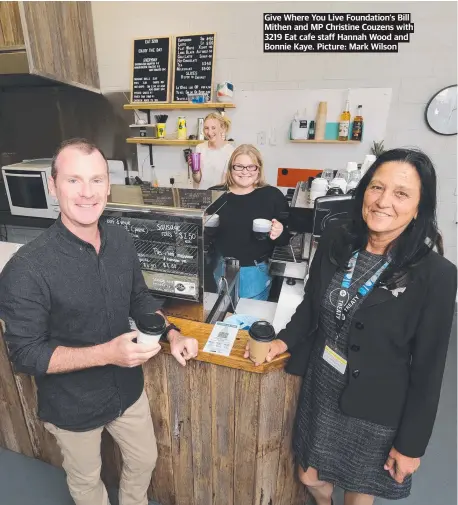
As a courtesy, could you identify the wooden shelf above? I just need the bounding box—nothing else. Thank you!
[126,138,205,146]
[290,139,360,144]
[123,102,235,110]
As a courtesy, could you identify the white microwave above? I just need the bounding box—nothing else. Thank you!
[1,159,60,219]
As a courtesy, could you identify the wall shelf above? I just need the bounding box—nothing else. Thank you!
[124,102,235,110]
[126,138,205,146]
[290,139,360,144]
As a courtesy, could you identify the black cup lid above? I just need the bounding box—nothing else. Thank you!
[136,313,166,335]
[248,320,276,342]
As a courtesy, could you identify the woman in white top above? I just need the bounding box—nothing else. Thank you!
[193,112,234,189]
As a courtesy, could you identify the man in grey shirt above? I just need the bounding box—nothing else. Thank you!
[0,138,198,505]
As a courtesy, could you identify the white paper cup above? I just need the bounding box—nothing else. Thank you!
[137,331,162,345]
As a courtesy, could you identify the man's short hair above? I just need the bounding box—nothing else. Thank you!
[51,138,108,180]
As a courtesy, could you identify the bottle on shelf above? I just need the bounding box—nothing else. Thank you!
[308,120,316,140]
[290,109,308,140]
[351,105,364,141]
[338,99,351,141]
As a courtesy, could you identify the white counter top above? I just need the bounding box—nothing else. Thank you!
[272,277,304,333]
[235,297,278,323]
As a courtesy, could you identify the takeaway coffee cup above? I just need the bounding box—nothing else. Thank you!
[253,218,272,240]
[136,313,166,345]
[248,320,276,364]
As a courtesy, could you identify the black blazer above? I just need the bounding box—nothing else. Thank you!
[278,227,457,458]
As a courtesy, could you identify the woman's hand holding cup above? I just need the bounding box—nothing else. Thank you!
[244,338,288,366]
[270,219,283,240]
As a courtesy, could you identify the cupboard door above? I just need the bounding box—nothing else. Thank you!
[0,1,25,49]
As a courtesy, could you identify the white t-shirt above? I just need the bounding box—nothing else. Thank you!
[194,142,234,189]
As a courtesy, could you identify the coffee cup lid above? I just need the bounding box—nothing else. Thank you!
[136,313,166,335]
[248,320,276,342]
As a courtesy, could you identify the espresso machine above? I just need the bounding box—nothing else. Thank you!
[269,181,355,281]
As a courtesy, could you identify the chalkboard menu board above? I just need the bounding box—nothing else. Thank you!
[178,189,213,209]
[104,214,201,299]
[131,37,171,103]
[172,33,215,102]
[141,185,176,207]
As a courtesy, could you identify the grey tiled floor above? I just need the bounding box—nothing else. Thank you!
[0,319,456,505]
[0,447,159,505]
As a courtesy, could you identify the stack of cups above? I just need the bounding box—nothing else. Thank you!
[346,161,358,173]
[310,177,328,201]
[361,154,376,176]
[315,101,327,141]
[346,170,362,195]
[328,169,348,194]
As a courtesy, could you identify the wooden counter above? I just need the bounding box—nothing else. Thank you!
[0,318,307,505]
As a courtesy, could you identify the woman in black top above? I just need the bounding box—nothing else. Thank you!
[210,144,290,300]
[245,149,457,504]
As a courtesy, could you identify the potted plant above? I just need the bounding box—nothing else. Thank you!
[371,140,385,158]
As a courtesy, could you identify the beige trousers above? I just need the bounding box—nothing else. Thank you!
[44,390,157,505]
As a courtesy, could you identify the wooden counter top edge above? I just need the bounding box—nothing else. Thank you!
[163,317,290,374]
[0,317,289,375]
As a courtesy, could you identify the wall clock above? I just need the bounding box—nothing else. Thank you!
[425,85,457,135]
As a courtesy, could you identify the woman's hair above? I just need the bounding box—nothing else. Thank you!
[330,148,443,288]
[225,144,268,188]
[204,112,231,133]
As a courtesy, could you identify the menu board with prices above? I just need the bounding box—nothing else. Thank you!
[104,216,199,278]
[172,33,215,102]
[131,37,171,103]
[141,185,176,207]
[178,189,213,209]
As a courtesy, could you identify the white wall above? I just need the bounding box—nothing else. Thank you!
[91,1,457,263]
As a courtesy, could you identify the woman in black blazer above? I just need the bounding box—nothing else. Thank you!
[246,149,457,505]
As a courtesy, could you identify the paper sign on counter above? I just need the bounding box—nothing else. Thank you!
[203,321,239,357]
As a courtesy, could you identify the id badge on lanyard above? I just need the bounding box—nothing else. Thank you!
[324,252,389,374]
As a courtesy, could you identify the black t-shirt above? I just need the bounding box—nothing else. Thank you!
[211,185,290,266]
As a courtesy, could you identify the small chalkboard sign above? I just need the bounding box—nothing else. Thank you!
[131,37,171,103]
[178,189,213,209]
[141,185,176,207]
[172,33,215,103]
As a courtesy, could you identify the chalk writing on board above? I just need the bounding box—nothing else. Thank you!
[173,34,215,102]
[105,216,199,276]
[132,37,170,103]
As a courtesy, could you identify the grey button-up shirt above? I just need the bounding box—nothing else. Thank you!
[0,217,163,431]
